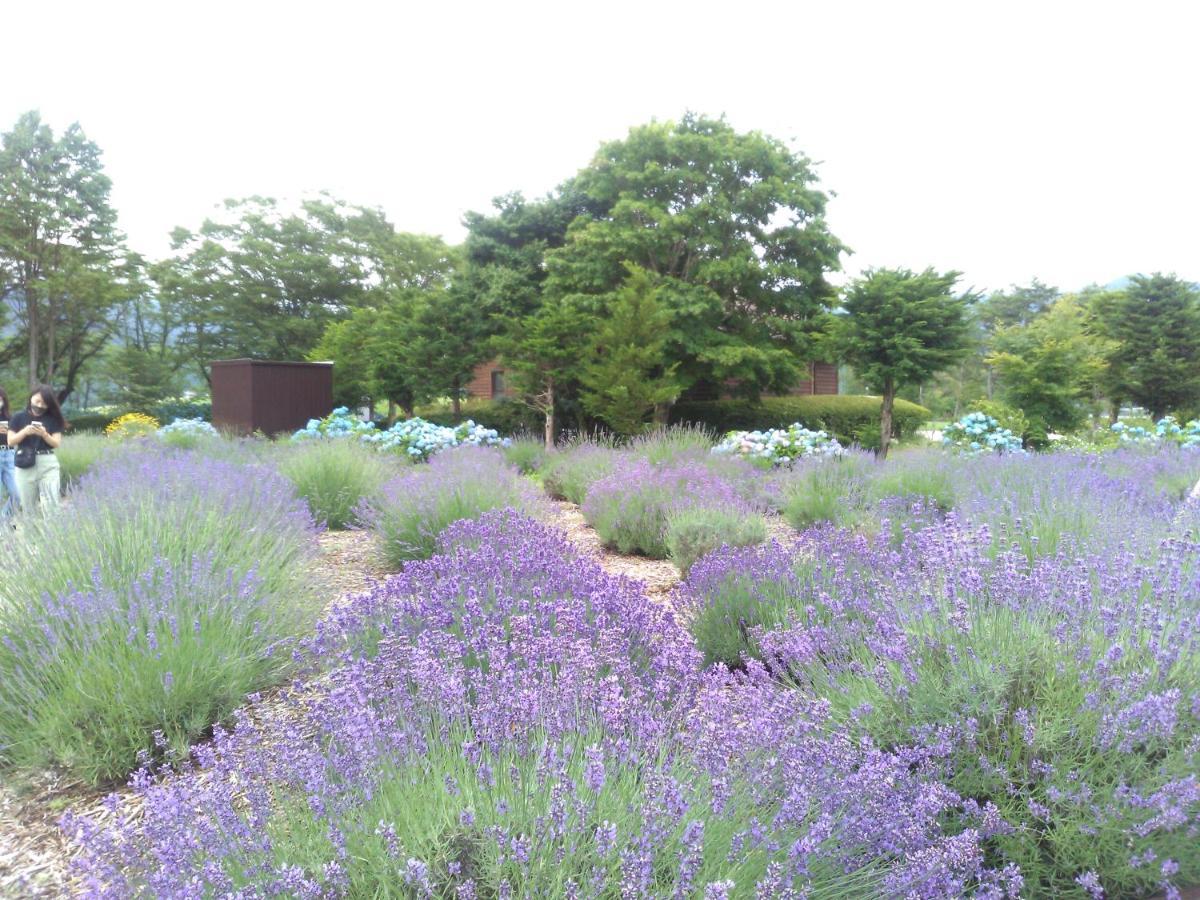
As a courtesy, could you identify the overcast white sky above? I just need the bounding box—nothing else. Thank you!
[3,0,1197,294]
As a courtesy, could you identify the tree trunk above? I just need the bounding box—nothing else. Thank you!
[878,386,895,460]
[387,399,397,425]
[652,400,672,428]
[27,302,38,389]
[985,366,993,401]
[543,378,556,449]
[451,378,461,418]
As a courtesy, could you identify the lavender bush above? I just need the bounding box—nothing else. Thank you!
[356,446,542,566]
[582,456,761,558]
[66,512,1010,897]
[0,447,320,784]
[663,506,768,575]
[682,507,1200,897]
[277,437,402,529]
[541,437,621,504]
[0,559,301,784]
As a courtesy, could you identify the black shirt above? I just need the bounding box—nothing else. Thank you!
[10,410,63,453]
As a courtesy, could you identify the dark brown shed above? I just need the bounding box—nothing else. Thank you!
[210,359,333,436]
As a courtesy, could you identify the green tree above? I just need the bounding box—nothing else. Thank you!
[492,296,592,447]
[545,113,845,419]
[988,295,1110,440]
[976,280,1060,400]
[1091,273,1200,420]
[0,111,123,397]
[838,268,973,458]
[159,196,388,380]
[309,310,379,411]
[579,265,680,434]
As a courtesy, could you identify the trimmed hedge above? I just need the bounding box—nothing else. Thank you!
[416,399,542,436]
[66,413,116,433]
[66,402,212,435]
[670,395,932,444]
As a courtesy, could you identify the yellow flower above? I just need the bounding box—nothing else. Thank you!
[105,412,161,440]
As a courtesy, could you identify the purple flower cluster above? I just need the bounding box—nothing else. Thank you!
[66,510,1009,897]
[355,446,543,564]
[680,508,1200,895]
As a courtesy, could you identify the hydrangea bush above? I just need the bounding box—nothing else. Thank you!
[712,422,843,466]
[1156,415,1200,449]
[156,416,219,449]
[292,408,507,461]
[942,411,1025,454]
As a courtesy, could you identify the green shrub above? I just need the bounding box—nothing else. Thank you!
[55,432,111,492]
[415,398,541,435]
[541,439,620,504]
[277,439,400,529]
[664,507,767,575]
[66,413,116,433]
[502,434,548,474]
[671,395,932,444]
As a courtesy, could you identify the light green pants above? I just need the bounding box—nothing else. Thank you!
[15,453,61,512]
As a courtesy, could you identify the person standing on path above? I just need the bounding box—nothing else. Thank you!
[7,385,65,513]
[0,390,17,519]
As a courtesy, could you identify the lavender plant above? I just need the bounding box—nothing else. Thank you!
[683,509,1200,897]
[500,433,548,473]
[53,431,111,492]
[541,437,620,504]
[664,506,767,575]
[66,512,1009,897]
[355,446,542,566]
[582,457,761,558]
[0,559,301,784]
[277,437,401,529]
[0,448,320,784]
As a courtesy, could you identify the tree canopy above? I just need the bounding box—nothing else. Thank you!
[838,267,973,457]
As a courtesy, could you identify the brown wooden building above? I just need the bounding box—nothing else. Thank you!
[465,358,838,401]
[211,359,333,436]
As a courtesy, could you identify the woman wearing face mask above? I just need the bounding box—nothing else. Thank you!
[7,385,65,512]
[0,389,17,519]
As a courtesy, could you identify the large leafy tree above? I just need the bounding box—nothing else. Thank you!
[838,268,973,458]
[545,113,845,419]
[158,196,390,380]
[988,294,1111,439]
[1090,273,1200,420]
[308,231,473,418]
[0,111,124,398]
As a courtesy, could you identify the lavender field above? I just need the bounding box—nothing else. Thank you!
[2,434,1199,898]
